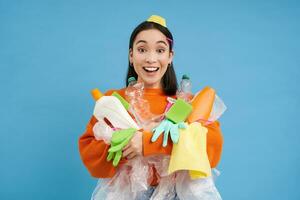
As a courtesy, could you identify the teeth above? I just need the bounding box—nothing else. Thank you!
[144,67,159,72]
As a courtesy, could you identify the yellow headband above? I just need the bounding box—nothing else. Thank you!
[147,15,167,28]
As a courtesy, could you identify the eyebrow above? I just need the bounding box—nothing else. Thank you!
[135,40,147,45]
[157,40,168,46]
[135,40,168,46]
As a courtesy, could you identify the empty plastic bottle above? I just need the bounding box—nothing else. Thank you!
[125,77,155,129]
[177,74,193,102]
[126,77,144,101]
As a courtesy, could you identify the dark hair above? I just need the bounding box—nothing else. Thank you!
[126,21,178,96]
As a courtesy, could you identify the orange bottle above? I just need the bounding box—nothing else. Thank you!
[187,87,215,123]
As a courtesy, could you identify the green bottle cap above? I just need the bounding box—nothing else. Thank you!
[127,77,136,84]
[182,74,190,80]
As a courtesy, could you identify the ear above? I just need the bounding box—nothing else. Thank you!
[129,48,133,64]
[168,50,174,64]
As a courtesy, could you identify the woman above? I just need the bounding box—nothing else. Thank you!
[79,15,223,199]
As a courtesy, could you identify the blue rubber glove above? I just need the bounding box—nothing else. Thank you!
[151,119,187,147]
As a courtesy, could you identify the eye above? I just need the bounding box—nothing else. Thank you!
[157,48,166,54]
[137,47,146,53]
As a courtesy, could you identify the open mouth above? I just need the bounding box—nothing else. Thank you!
[143,67,159,73]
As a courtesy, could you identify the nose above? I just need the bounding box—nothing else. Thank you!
[145,51,157,64]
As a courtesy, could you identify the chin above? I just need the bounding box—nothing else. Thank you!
[143,79,160,88]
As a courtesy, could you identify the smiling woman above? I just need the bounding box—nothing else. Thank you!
[129,29,173,89]
[127,16,178,95]
[78,15,224,200]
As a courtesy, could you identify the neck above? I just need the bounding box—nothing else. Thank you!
[137,78,162,89]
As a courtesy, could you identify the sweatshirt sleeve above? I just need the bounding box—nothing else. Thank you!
[142,121,223,168]
[78,90,126,178]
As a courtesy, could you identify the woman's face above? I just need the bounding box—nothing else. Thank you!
[129,29,173,88]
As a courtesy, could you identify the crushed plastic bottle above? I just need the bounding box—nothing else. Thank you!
[126,77,144,101]
[125,77,156,129]
[177,74,193,102]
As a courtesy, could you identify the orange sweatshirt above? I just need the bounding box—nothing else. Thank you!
[78,88,223,184]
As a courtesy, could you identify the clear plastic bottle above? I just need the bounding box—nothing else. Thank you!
[125,77,144,102]
[177,74,193,102]
[125,77,155,129]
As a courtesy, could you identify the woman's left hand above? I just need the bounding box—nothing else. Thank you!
[122,131,143,160]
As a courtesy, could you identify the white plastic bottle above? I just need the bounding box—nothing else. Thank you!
[177,74,193,102]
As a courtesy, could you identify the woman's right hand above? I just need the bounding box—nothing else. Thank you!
[122,131,143,160]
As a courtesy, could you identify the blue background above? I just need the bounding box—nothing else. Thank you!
[1,0,299,199]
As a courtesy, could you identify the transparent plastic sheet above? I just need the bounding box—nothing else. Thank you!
[91,155,176,200]
[92,120,113,144]
[147,156,222,200]
[147,155,177,200]
[175,170,222,200]
[91,156,159,200]
[150,174,176,200]
[207,94,227,124]
[147,155,170,177]
[91,160,222,200]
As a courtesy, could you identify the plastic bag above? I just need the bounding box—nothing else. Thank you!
[175,170,222,200]
[92,156,152,200]
[92,120,113,144]
[150,174,176,200]
[207,94,227,124]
